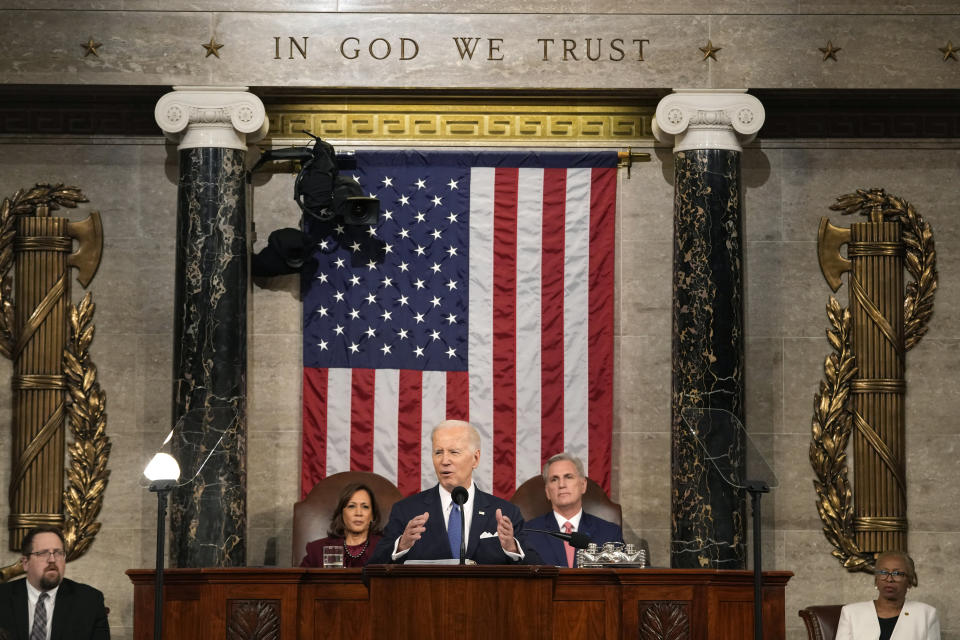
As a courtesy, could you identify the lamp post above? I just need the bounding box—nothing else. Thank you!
[144,452,180,640]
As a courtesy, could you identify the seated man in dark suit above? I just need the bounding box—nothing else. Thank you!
[525,452,623,567]
[370,420,537,565]
[0,525,110,640]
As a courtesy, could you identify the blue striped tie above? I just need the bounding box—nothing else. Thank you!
[447,503,462,559]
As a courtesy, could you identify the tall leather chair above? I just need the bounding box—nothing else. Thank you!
[292,470,403,565]
[798,605,843,640]
[509,474,622,526]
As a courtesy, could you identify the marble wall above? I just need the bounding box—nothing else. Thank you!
[0,134,958,640]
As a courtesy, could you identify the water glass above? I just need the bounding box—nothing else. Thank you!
[322,545,344,568]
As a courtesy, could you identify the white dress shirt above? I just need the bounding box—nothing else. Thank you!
[554,509,583,532]
[26,580,58,640]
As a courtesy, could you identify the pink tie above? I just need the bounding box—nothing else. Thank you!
[563,521,575,568]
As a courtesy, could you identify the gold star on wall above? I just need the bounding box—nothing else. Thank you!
[699,40,721,61]
[939,41,959,61]
[202,37,224,58]
[818,41,842,62]
[81,37,102,58]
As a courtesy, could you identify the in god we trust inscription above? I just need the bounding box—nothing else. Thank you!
[272,35,650,62]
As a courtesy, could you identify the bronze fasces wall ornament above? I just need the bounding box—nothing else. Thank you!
[812,188,938,573]
[0,184,108,583]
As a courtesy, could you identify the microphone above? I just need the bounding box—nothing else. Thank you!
[451,486,469,505]
[525,528,592,550]
[451,486,469,565]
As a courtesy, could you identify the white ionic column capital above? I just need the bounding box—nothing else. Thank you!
[155,86,269,150]
[652,89,764,153]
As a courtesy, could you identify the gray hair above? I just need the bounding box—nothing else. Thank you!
[542,452,585,483]
[430,420,481,452]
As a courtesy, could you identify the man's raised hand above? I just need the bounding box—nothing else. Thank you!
[398,512,430,552]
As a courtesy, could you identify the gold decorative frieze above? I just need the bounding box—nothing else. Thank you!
[265,102,654,143]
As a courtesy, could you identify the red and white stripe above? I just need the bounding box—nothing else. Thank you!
[302,164,615,499]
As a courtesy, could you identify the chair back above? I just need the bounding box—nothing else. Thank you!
[509,474,622,526]
[292,471,403,565]
[798,605,843,640]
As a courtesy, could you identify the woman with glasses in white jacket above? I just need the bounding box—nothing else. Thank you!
[836,551,939,640]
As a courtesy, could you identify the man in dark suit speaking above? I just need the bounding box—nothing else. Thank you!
[370,420,533,565]
[525,452,623,567]
[0,525,110,640]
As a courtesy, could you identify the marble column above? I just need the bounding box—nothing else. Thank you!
[154,87,268,567]
[653,90,765,569]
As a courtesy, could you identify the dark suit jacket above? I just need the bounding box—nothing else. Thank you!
[0,577,110,640]
[369,485,538,565]
[525,511,624,567]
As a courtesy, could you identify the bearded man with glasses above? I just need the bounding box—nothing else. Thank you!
[836,550,940,640]
[0,525,110,640]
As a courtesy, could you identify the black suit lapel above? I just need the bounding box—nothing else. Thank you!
[422,487,451,558]
[11,579,29,640]
[50,579,74,640]
[579,513,613,546]
[546,512,571,567]
[546,512,562,532]
[466,491,494,556]
[578,513,595,540]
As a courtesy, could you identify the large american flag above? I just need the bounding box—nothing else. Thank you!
[301,150,616,499]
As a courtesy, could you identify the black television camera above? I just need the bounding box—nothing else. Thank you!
[249,132,379,225]
[249,134,380,277]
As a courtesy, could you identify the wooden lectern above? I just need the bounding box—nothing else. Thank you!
[365,564,557,640]
[128,566,792,639]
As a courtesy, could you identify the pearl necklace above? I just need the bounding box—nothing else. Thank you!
[343,537,369,559]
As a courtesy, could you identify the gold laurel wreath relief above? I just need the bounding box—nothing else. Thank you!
[0,184,109,581]
[62,293,110,561]
[811,189,938,572]
[810,298,866,570]
[831,189,938,350]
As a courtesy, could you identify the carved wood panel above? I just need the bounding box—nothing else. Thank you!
[227,599,281,640]
[637,601,690,640]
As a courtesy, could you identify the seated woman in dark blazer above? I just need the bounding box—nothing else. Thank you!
[836,550,939,640]
[300,482,383,568]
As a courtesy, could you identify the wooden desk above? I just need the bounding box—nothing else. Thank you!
[127,566,791,640]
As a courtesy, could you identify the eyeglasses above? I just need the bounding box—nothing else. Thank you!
[875,569,907,581]
[27,549,65,560]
